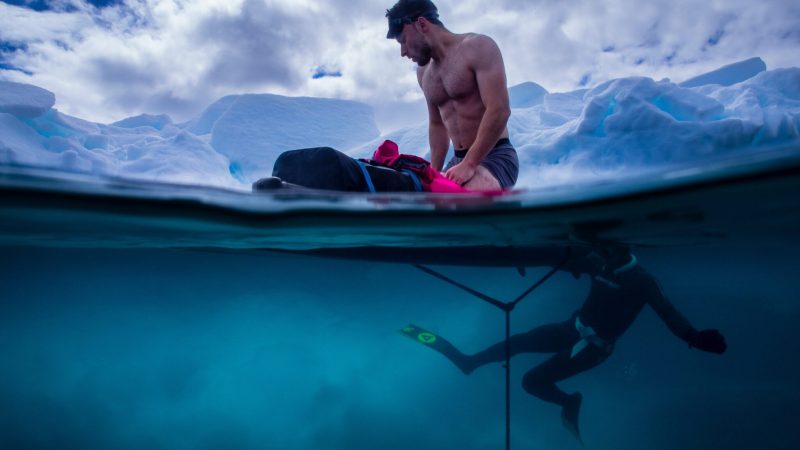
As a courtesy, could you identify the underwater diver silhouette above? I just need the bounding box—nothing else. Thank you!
[402,248,727,443]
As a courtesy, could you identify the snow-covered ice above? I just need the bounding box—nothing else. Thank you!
[0,57,798,191]
[0,81,55,118]
[679,57,767,89]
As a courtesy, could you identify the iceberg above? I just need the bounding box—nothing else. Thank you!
[0,81,55,118]
[0,58,798,191]
[197,94,380,183]
[112,114,173,131]
[508,82,549,109]
[679,57,767,89]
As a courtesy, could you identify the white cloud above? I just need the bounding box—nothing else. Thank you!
[1,0,798,131]
[448,0,799,89]
[0,2,93,41]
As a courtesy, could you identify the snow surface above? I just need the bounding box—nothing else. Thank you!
[679,57,767,89]
[0,57,798,191]
[509,82,549,109]
[0,81,55,118]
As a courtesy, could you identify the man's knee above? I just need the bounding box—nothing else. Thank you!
[464,165,500,190]
[522,368,550,396]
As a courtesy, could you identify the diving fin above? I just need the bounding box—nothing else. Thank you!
[399,324,474,375]
[561,392,585,446]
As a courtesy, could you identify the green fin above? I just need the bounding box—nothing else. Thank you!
[399,324,473,375]
[399,324,440,346]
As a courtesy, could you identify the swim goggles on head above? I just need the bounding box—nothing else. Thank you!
[387,12,439,38]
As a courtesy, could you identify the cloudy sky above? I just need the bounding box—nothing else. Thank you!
[1,0,798,131]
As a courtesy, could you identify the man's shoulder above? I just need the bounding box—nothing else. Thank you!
[459,33,502,60]
[461,33,498,48]
[626,267,663,295]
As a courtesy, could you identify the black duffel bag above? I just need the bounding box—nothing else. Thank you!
[262,147,422,192]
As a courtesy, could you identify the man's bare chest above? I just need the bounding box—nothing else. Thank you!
[421,59,476,107]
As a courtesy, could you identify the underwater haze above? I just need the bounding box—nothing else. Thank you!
[1,247,799,449]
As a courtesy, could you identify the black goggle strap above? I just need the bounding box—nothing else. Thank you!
[389,12,439,28]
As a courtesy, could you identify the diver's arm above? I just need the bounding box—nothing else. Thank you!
[647,279,727,354]
[646,284,696,342]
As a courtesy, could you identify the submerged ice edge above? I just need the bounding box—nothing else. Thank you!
[1,143,799,215]
[1,149,799,251]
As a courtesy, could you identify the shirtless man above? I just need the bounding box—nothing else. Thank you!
[386,0,519,190]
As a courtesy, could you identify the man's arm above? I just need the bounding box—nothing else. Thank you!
[646,277,727,354]
[418,68,449,171]
[647,281,696,341]
[427,101,450,171]
[447,35,510,183]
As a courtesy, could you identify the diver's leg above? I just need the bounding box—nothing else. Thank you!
[401,320,575,375]
[522,346,611,443]
[399,324,477,375]
[464,319,578,373]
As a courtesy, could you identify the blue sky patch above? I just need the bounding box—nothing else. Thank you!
[87,0,121,7]
[1,0,121,12]
[1,40,28,53]
[0,40,32,74]
[312,66,342,80]
[706,29,724,46]
[0,61,33,75]
[2,0,52,12]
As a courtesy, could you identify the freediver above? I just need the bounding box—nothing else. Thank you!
[403,248,727,443]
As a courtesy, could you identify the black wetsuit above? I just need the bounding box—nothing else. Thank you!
[468,260,695,407]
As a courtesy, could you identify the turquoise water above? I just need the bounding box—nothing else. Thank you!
[1,152,800,449]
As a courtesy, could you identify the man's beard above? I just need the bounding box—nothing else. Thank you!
[416,43,433,66]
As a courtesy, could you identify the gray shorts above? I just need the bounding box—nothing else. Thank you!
[444,138,519,189]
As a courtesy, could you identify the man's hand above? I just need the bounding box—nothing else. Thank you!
[688,329,727,354]
[445,161,477,186]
